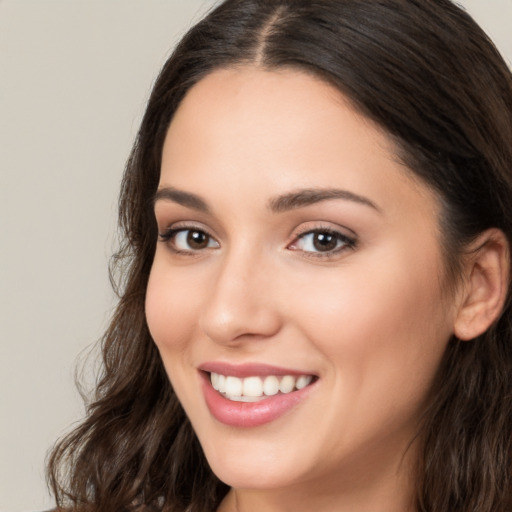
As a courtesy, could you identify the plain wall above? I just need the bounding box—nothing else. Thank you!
[0,1,511,511]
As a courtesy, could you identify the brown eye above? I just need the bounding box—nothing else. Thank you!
[187,230,210,249]
[159,228,220,252]
[289,229,356,256]
[312,232,338,252]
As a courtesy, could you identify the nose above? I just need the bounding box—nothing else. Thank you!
[199,250,282,346]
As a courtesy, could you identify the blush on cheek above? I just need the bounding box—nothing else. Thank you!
[145,276,201,354]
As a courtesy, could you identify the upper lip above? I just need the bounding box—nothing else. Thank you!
[198,361,317,378]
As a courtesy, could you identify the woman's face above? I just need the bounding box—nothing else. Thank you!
[146,67,457,496]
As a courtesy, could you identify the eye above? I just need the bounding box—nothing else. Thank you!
[289,229,356,256]
[159,227,220,253]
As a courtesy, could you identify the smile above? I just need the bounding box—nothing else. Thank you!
[210,372,314,402]
[199,363,318,427]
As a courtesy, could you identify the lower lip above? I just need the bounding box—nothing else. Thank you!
[201,373,315,428]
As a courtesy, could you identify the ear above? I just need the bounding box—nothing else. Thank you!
[454,228,510,341]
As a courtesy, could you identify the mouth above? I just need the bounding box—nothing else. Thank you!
[198,363,318,427]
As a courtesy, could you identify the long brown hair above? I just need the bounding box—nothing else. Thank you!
[47,1,512,511]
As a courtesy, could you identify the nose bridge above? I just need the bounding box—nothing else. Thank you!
[199,243,281,345]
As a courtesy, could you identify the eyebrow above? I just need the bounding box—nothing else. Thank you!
[268,188,380,213]
[153,186,380,214]
[153,187,210,213]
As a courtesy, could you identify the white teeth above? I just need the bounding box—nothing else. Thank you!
[243,376,263,397]
[263,375,279,396]
[211,372,220,390]
[279,375,295,393]
[218,373,226,392]
[296,375,313,390]
[209,372,314,401]
[225,376,243,396]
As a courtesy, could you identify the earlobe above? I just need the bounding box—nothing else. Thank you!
[454,228,510,341]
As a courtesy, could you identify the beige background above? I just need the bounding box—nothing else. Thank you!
[0,1,511,511]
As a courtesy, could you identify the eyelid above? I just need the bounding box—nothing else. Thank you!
[156,219,356,259]
[158,220,215,238]
[158,222,220,254]
[287,223,357,258]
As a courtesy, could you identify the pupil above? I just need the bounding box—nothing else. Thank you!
[187,230,208,249]
[313,232,337,251]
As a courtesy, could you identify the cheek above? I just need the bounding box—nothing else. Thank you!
[145,262,201,356]
[289,246,452,400]
[145,262,207,415]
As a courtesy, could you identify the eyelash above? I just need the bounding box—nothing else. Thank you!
[158,225,357,259]
[290,227,357,259]
[158,226,219,255]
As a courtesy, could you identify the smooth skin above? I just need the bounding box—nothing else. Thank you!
[145,67,509,512]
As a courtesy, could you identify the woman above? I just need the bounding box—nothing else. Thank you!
[47,0,512,511]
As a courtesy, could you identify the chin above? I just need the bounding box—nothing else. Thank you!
[197,429,310,490]
[208,456,302,490]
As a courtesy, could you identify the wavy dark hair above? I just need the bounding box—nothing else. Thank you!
[47,1,512,511]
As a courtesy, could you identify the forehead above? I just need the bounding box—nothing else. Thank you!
[167,66,392,156]
[160,66,437,221]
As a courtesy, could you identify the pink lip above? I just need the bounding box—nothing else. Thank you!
[199,365,317,428]
[199,361,314,378]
